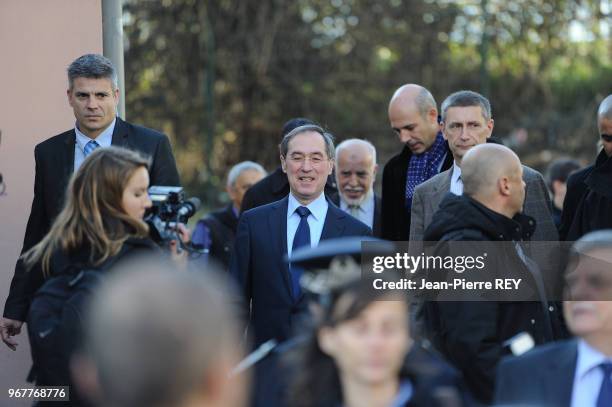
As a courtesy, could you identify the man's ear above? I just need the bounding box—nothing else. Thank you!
[440,122,448,140]
[280,156,287,173]
[328,159,335,175]
[373,163,379,178]
[499,176,511,197]
[486,118,495,136]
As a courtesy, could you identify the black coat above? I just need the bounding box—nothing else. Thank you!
[4,118,180,321]
[240,167,338,212]
[381,144,453,241]
[197,204,239,270]
[422,194,559,404]
[559,149,612,241]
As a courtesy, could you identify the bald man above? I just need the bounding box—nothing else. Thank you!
[382,84,453,241]
[335,139,381,236]
[422,144,560,404]
[560,94,612,241]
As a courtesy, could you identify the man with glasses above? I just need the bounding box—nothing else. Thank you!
[230,124,371,348]
[560,94,612,241]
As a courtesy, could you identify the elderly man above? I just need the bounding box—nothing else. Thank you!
[74,265,247,407]
[496,230,612,407]
[382,84,453,241]
[192,161,266,269]
[561,94,612,241]
[230,124,371,348]
[423,144,559,404]
[335,139,381,236]
[410,90,557,243]
[1,54,180,350]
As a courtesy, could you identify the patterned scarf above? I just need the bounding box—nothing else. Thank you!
[405,132,447,208]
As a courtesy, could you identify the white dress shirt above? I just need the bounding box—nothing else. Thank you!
[571,339,612,407]
[340,190,375,229]
[287,192,328,257]
[449,161,463,196]
[73,118,116,172]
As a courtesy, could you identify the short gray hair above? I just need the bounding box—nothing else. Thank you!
[335,138,377,165]
[570,229,612,258]
[279,124,335,160]
[83,262,241,407]
[598,94,612,121]
[227,161,266,188]
[441,90,492,122]
[68,54,118,90]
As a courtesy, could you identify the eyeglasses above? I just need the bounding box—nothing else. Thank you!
[601,134,612,143]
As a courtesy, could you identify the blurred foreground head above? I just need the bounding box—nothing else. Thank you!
[76,262,247,407]
[564,230,612,355]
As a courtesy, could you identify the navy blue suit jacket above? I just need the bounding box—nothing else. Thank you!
[230,195,371,347]
[495,340,577,406]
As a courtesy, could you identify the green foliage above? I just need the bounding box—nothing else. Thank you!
[123,0,611,205]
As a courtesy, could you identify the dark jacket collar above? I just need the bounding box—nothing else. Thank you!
[425,193,535,241]
[585,149,612,198]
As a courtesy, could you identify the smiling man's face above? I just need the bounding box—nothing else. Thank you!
[281,131,334,205]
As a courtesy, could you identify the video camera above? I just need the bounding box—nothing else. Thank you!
[145,186,201,246]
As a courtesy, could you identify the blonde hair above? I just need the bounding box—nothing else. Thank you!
[22,147,151,276]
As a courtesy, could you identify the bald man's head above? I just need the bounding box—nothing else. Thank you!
[462,144,525,218]
[388,84,439,154]
[598,94,612,156]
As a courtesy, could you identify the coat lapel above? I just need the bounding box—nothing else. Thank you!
[542,341,577,405]
[321,201,347,240]
[110,117,129,148]
[59,130,76,192]
[430,168,453,216]
[269,197,292,295]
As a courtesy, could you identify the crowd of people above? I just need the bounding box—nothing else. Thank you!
[1,53,612,407]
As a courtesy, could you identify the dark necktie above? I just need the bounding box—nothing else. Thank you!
[291,206,311,299]
[597,362,612,407]
[84,140,100,157]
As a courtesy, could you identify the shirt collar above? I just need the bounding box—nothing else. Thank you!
[576,339,611,380]
[288,192,328,221]
[75,118,116,152]
[451,161,462,184]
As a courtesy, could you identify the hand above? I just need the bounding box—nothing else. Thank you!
[0,317,23,351]
[170,223,191,266]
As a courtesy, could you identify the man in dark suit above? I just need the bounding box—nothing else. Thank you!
[240,118,338,212]
[495,230,612,407]
[423,144,559,404]
[334,139,382,237]
[1,54,180,350]
[382,84,453,241]
[560,94,612,241]
[230,124,371,348]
